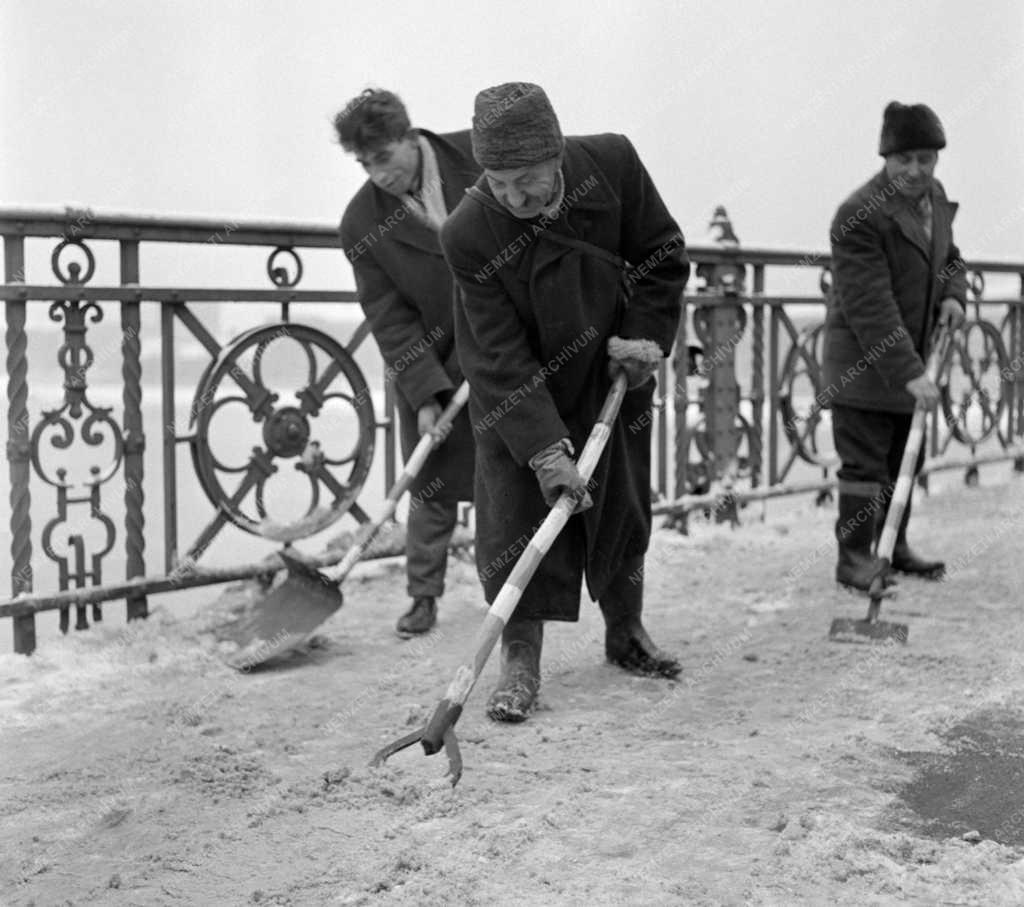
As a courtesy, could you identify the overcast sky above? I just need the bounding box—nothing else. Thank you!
[2,0,1023,279]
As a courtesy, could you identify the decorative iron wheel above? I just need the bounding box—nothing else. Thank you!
[778,323,833,466]
[939,318,1012,447]
[188,323,375,542]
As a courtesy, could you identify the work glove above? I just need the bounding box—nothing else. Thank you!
[528,438,593,513]
[607,335,662,389]
[417,401,451,442]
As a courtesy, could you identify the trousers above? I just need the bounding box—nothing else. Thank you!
[406,498,459,599]
[831,404,923,495]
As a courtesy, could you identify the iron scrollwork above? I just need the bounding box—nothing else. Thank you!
[188,323,376,544]
[778,322,832,468]
[31,240,123,631]
[938,272,1013,455]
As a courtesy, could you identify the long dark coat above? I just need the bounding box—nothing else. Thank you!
[340,129,479,501]
[824,169,968,413]
[440,134,689,621]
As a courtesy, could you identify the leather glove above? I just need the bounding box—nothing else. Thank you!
[528,438,593,513]
[417,401,451,442]
[607,335,662,389]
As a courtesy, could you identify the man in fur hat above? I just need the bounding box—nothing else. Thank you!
[439,82,690,722]
[335,89,480,637]
[824,101,967,591]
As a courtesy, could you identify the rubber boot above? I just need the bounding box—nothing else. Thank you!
[889,499,945,579]
[600,556,682,678]
[486,618,543,723]
[836,491,891,592]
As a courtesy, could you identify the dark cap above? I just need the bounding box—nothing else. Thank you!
[878,101,946,156]
[471,82,564,170]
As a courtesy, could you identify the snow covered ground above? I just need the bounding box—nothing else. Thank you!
[2,468,1024,905]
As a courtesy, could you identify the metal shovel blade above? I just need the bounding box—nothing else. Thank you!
[828,558,906,644]
[220,551,344,670]
[828,616,908,644]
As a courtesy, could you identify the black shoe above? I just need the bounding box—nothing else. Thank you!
[395,597,437,638]
[891,543,945,579]
[879,494,943,579]
[606,624,682,678]
[486,620,542,723]
[599,554,681,679]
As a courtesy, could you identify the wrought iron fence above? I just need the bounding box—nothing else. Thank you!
[3,205,1023,654]
[657,244,1024,526]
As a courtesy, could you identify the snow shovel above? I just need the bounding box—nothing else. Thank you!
[370,372,629,786]
[223,381,470,670]
[828,328,950,645]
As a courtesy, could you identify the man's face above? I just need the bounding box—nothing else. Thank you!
[884,149,938,199]
[355,136,420,196]
[484,157,562,219]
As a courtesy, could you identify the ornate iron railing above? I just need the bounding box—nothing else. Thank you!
[1,206,397,654]
[3,205,1023,654]
[665,244,1024,523]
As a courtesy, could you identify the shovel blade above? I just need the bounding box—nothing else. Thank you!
[220,552,344,670]
[828,616,908,644]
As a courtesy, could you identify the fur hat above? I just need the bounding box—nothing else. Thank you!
[878,101,946,156]
[471,82,564,170]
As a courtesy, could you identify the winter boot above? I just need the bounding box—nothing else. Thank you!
[486,618,543,723]
[600,556,682,678]
[835,490,892,592]
[395,596,437,638]
[889,499,945,579]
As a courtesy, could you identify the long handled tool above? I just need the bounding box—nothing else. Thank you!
[222,382,470,669]
[370,373,629,785]
[828,329,950,644]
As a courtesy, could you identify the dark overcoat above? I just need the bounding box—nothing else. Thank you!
[824,169,967,413]
[440,133,689,621]
[340,129,479,501]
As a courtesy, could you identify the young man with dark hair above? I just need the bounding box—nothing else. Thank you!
[335,89,480,637]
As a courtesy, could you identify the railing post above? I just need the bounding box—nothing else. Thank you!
[4,234,35,653]
[750,265,765,488]
[694,257,746,523]
[120,240,147,621]
[384,373,397,494]
[161,303,179,574]
[768,305,780,486]
[672,295,689,506]
[1014,280,1024,464]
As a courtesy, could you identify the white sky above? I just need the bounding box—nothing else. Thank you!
[2,0,1023,273]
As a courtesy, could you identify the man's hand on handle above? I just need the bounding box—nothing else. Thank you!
[528,439,593,513]
[938,296,966,331]
[606,335,662,389]
[905,374,940,410]
[417,401,452,442]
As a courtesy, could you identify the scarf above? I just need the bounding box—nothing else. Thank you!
[402,134,448,231]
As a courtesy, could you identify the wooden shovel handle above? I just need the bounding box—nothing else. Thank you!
[875,329,950,561]
[420,373,629,755]
[326,381,470,583]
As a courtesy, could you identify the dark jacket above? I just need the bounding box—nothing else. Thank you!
[824,168,967,413]
[340,129,480,501]
[440,133,689,620]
